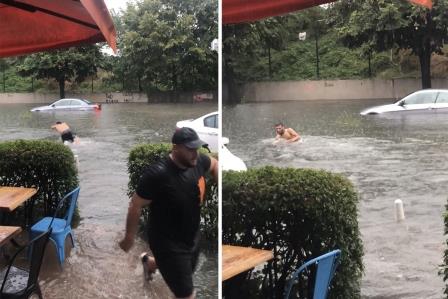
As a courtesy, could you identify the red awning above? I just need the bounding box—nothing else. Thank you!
[408,0,432,9]
[223,0,338,24]
[0,0,117,58]
[223,0,433,24]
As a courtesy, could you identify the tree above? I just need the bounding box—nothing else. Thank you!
[0,59,8,92]
[17,46,103,98]
[222,8,328,102]
[118,0,218,92]
[332,0,448,88]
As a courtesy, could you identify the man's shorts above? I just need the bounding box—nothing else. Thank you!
[61,130,74,142]
[152,248,200,298]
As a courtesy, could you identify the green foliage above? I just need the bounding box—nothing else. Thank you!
[0,140,79,225]
[127,143,217,245]
[223,166,363,298]
[332,0,448,88]
[117,0,218,92]
[222,6,404,85]
[441,197,448,297]
[17,45,103,98]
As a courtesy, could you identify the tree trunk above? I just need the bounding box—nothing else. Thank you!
[268,46,272,79]
[315,34,320,79]
[419,39,432,89]
[58,77,65,99]
[224,59,239,104]
[172,64,177,91]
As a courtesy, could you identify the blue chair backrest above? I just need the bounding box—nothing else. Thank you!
[51,187,80,228]
[64,187,80,225]
[284,249,341,299]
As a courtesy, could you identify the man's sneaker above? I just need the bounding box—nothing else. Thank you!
[140,252,154,281]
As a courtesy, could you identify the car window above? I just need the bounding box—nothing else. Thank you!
[203,114,217,128]
[82,99,92,104]
[403,92,436,105]
[436,92,448,103]
[53,100,72,106]
[70,100,83,106]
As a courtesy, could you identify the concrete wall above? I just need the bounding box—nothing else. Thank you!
[0,91,217,104]
[238,78,448,103]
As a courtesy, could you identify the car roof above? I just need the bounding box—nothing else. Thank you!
[415,89,448,94]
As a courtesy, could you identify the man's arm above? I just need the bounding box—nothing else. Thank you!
[273,134,281,144]
[118,192,151,252]
[209,157,218,182]
[286,128,300,142]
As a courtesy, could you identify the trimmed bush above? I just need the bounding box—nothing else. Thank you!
[442,200,448,296]
[127,143,218,245]
[0,140,79,224]
[223,166,363,298]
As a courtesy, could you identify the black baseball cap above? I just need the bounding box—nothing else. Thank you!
[172,127,208,149]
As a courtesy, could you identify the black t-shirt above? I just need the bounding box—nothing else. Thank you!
[136,153,211,253]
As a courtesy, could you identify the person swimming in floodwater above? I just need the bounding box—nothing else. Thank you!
[51,121,79,144]
[273,122,301,144]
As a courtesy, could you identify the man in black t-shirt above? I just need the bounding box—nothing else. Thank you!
[119,127,218,299]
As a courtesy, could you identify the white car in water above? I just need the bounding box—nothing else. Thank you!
[221,137,247,172]
[31,98,101,112]
[176,111,218,152]
[360,89,448,115]
[175,112,247,171]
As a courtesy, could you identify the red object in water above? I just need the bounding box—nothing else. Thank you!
[0,0,117,58]
[223,0,433,24]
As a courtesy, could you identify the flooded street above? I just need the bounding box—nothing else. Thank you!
[223,99,448,298]
[0,102,218,298]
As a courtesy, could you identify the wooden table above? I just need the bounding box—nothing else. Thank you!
[0,226,22,247]
[0,187,37,212]
[222,245,274,281]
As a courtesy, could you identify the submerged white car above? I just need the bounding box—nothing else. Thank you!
[31,98,101,112]
[221,137,247,172]
[360,89,448,115]
[175,112,246,171]
[176,111,218,152]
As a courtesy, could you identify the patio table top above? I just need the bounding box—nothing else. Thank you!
[0,187,37,212]
[222,245,273,281]
[0,226,22,247]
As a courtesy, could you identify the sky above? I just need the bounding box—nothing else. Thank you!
[104,0,130,12]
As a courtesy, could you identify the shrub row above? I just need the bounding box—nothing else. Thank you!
[222,166,363,298]
[0,140,79,225]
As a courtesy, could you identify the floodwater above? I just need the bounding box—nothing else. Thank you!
[0,102,218,298]
[223,99,448,298]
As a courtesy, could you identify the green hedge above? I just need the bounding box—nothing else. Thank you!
[0,140,79,224]
[127,143,218,245]
[222,166,363,298]
[442,200,448,296]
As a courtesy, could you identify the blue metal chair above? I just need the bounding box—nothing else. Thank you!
[30,187,80,265]
[283,249,341,299]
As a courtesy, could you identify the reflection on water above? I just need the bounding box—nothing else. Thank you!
[0,103,218,298]
[224,99,448,299]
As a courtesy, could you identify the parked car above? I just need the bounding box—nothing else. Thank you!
[31,98,101,112]
[176,111,218,152]
[221,137,247,172]
[360,89,448,115]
